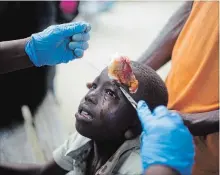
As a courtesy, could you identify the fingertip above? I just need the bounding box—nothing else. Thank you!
[81,23,87,32]
[72,33,90,41]
[68,22,87,35]
[68,41,88,51]
[74,48,84,58]
[72,34,82,41]
[170,111,180,118]
[137,100,147,109]
[68,42,74,50]
[82,42,89,50]
[85,23,91,32]
[84,33,90,41]
[79,22,91,32]
[136,100,152,126]
[170,112,184,125]
[153,105,169,117]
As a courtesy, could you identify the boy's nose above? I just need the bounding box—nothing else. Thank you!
[85,94,97,105]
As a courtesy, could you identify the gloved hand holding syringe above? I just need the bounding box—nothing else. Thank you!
[25,22,91,67]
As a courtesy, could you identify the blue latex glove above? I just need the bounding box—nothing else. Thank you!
[25,22,91,67]
[137,100,195,175]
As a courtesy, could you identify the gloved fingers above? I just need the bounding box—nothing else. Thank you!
[62,58,70,63]
[68,41,89,50]
[137,100,152,131]
[73,48,84,58]
[85,23,91,32]
[73,22,91,33]
[72,33,90,42]
[61,22,91,37]
[152,105,170,119]
[170,112,184,126]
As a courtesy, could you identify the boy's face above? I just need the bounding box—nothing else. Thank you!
[75,68,137,141]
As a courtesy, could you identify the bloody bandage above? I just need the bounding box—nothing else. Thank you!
[108,54,138,93]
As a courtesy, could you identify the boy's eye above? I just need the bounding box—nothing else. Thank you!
[106,89,116,98]
[91,83,97,89]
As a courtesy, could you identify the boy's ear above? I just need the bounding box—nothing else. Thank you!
[86,82,92,89]
[124,129,136,140]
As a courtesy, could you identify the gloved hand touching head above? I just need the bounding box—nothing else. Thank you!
[25,21,91,67]
[137,100,195,175]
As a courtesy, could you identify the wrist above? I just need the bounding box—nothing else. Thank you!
[0,37,34,73]
[25,36,41,67]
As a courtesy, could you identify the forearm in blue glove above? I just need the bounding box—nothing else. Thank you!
[137,100,195,175]
[25,21,91,67]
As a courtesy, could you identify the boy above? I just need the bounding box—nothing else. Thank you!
[0,61,168,175]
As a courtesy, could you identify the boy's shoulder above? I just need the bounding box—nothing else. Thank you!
[53,131,92,173]
[53,132,142,175]
[116,148,142,175]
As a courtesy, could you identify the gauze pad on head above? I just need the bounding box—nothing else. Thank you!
[108,53,138,93]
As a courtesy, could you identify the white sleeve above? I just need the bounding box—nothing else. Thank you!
[52,132,91,171]
[52,133,77,171]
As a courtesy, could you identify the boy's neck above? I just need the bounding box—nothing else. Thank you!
[92,139,124,167]
[93,139,123,158]
[86,140,124,175]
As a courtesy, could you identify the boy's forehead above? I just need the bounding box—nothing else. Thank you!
[97,69,133,93]
[95,70,120,89]
[95,69,112,84]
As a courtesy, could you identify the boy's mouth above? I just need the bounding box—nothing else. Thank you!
[75,106,93,122]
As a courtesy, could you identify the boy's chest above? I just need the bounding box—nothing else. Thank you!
[86,157,101,175]
[67,150,142,175]
[85,150,109,175]
[85,150,98,175]
[66,156,105,175]
[65,136,142,175]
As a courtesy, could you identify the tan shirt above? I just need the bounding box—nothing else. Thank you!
[53,132,142,175]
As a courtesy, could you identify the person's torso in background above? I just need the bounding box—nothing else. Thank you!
[0,2,56,127]
[0,2,56,40]
[166,1,219,113]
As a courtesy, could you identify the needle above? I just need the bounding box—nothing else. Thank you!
[114,81,137,109]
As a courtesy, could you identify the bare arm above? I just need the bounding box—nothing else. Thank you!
[138,1,193,71]
[0,38,34,74]
[180,109,219,136]
[0,160,68,175]
[144,165,180,175]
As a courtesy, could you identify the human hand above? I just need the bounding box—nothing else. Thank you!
[137,100,194,175]
[25,22,91,67]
